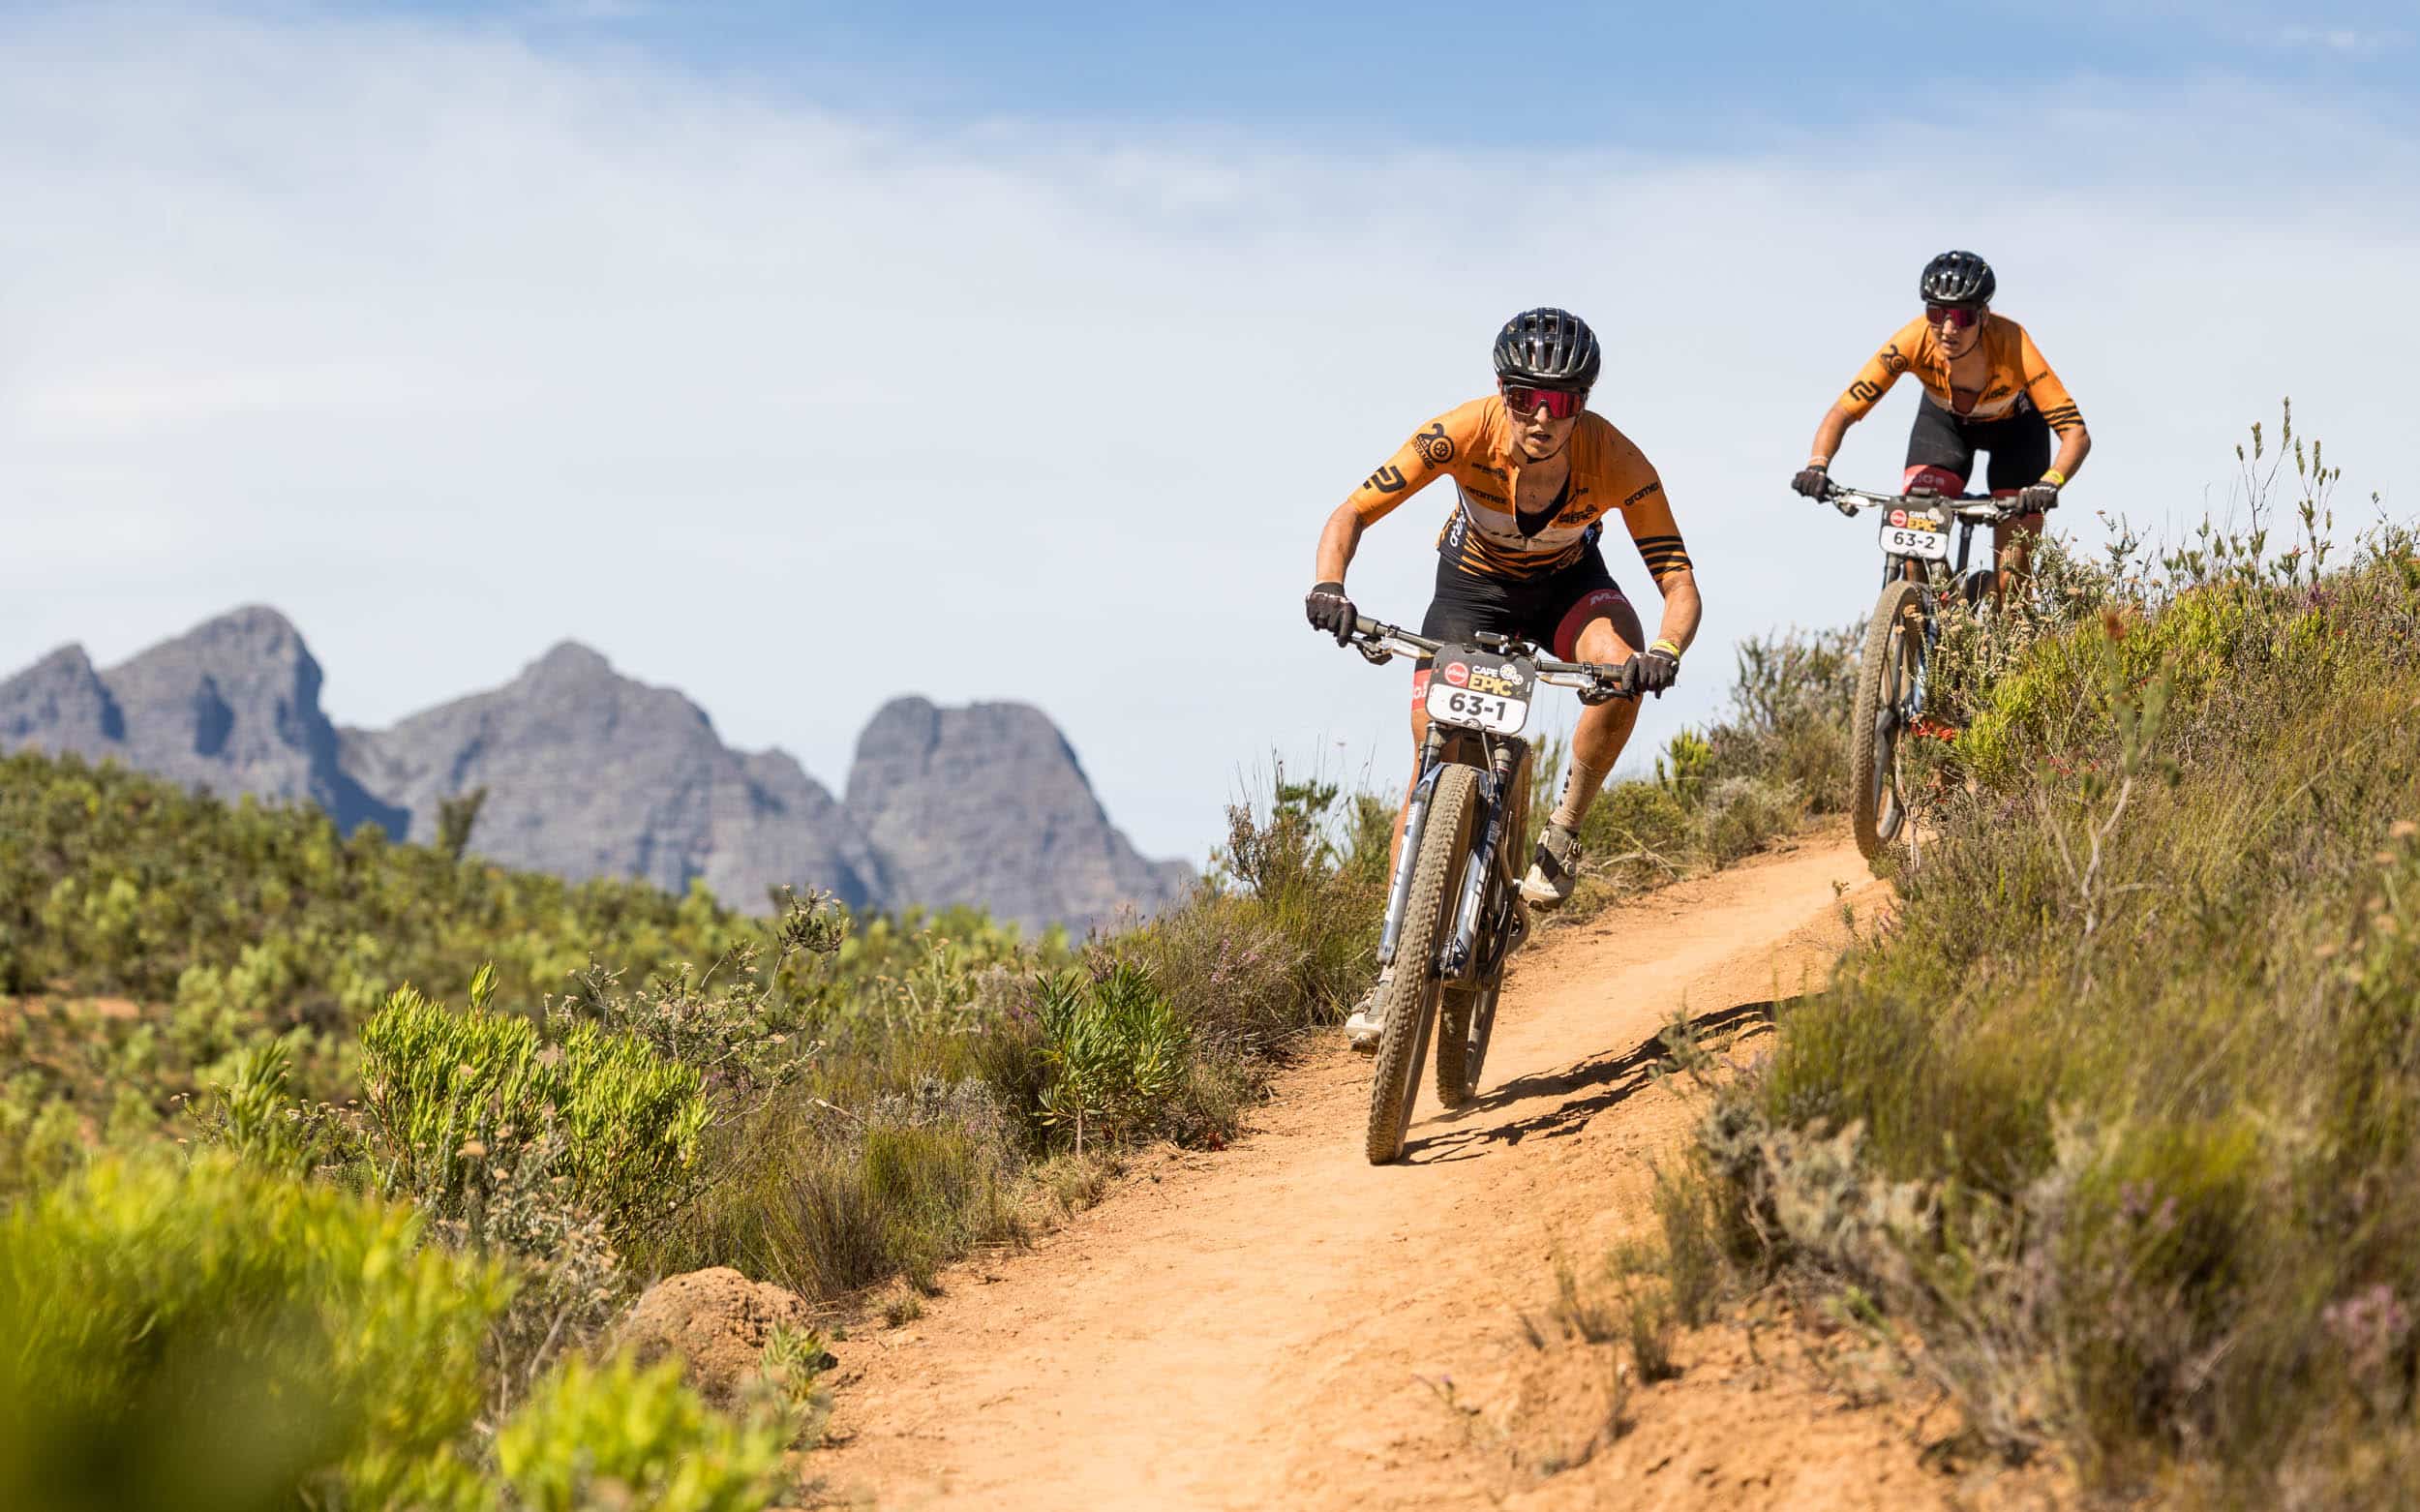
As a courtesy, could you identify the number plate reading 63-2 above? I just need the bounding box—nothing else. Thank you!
[1424,645,1536,735]
[1879,507,1951,562]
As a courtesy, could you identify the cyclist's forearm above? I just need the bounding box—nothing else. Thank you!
[2050,424,2091,483]
[1807,406,1854,467]
[1649,570,1702,654]
[1314,502,1366,584]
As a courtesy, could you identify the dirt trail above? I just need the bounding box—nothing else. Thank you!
[817,831,1954,1511]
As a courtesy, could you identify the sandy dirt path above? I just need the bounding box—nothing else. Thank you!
[814,831,1959,1511]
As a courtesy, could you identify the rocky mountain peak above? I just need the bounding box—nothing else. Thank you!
[0,644,123,751]
[524,640,618,686]
[846,695,1190,934]
[3,608,402,837]
[5,612,1190,930]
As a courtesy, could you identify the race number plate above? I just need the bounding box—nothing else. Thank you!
[1879,506,1951,562]
[1424,644,1536,735]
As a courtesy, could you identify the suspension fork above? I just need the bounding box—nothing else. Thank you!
[1906,596,1941,720]
[1376,727,1448,970]
[1877,555,1941,726]
[1440,740,1520,983]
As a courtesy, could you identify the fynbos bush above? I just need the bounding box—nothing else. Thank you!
[360,972,709,1243]
[1689,411,2420,1500]
[494,1352,787,1512]
[0,1152,512,1510]
[1034,962,1188,1154]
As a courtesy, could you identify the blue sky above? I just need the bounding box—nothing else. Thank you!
[388,1,2418,144]
[1,2,2416,866]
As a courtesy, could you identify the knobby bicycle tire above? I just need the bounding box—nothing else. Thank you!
[1850,578,1925,865]
[1366,763,1478,1164]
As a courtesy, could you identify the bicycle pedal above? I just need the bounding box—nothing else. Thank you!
[1506,896,1533,954]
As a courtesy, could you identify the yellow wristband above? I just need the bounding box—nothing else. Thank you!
[1650,639,1683,658]
[2041,469,2067,488]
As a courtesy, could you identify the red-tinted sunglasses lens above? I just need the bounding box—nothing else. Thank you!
[1926,303,1981,328]
[1501,384,1585,419]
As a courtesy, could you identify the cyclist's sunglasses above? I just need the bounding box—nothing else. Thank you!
[1925,303,1983,329]
[1499,382,1588,419]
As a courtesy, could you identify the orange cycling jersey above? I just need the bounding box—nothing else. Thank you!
[1345,397,1693,584]
[1836,315,2084,435]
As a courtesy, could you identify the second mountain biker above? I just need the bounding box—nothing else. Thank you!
[1792,251,2092,598]
[1305,307,1705,1049]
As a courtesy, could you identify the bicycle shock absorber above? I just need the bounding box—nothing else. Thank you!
[1439,741,1519,982]
[1906,603,1941,722]
[1376,730,1449,969]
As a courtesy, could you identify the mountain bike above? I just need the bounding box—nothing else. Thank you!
[1340,615,1635,1164]
[1811,480,2036,862]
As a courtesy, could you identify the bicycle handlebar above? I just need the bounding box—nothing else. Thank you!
[1816,481,2029,523]
[1345,616,1636,698]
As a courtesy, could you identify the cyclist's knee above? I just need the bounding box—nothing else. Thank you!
[1553,589,1639,662]
[1567,604,1642,665]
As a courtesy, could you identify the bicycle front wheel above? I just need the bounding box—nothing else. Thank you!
[1366,763,1479,1164]
[1849,579,1925,865]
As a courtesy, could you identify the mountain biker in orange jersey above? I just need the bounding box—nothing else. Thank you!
[1793,251,2092,594]
[1306,308,1705,1049]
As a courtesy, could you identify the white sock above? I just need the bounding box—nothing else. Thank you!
[1549,759,1610,834]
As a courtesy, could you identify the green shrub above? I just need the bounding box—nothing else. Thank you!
[0,1070,86,1195]
[1128,772,1388,1053]
[695,1089,1019,1302]
[494,1352,786,1512]
[0,1152,512,1511]
[1544,626,1850,906]
[1034,962,1187,1154]
[1705,624,1860,809]
[359,976,709,1242]
[1697,416,2420,1498]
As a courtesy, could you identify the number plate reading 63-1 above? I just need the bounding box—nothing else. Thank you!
[1424,645,1536,735]
[1879,506,1951,562]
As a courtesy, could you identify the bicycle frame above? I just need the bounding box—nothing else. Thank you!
[1838,487,2015,726]
[1880,539,1969,725]
[1347,619,1620,988]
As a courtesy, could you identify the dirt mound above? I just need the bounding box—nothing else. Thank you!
[620,1266,815,1406]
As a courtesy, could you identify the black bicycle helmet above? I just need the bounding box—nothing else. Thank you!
[1492,307,1601,390]
[1919,250,1996,307]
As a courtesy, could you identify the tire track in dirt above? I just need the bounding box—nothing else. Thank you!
[813,829,1954,1510]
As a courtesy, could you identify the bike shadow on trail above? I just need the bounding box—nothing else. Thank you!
[1403,996,1788,1165]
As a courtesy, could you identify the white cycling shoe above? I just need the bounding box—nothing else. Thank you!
[1519,823,1583,911]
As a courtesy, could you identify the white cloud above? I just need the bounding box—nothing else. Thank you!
[1,8,2414,864]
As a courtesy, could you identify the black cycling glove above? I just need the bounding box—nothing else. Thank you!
[1792,464,1830,499]
[2017,481,2061,514]
[1304,581,1356,646]
[1631,646,1680,697]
